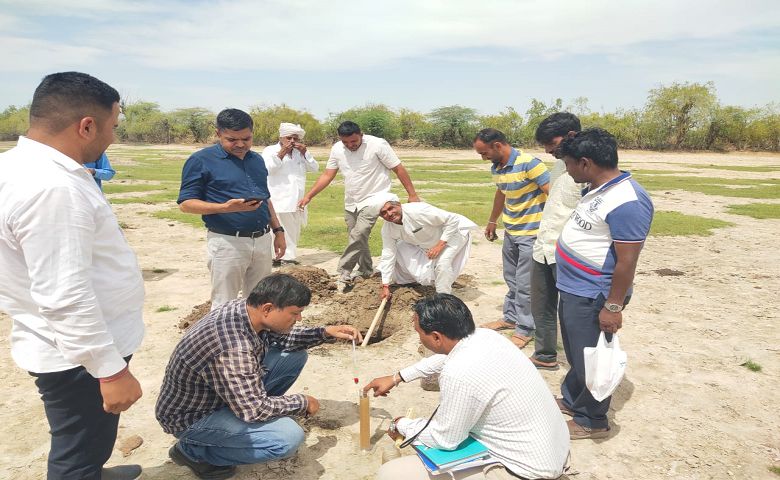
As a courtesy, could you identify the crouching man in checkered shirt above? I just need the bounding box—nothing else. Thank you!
[156,274,361,479]
[364,294,570,480]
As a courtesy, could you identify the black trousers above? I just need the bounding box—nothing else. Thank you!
[30,356,131,480]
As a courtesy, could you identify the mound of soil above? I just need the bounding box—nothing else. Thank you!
[175,266,437,344]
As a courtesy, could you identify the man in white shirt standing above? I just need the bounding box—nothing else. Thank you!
[364,294,570,480]
[299,121,420,292]
[262,123,319,266]
[377,201,476,298]
[0,72,144,480]
[529,113,583,371]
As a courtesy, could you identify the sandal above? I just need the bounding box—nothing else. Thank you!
[510,334,533,348]
[481,320,515,331]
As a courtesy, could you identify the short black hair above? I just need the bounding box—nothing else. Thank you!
[535,112,581,143]
[473,128,507,145]
[337,121,362,137]
[414,294,475,340]
[30,71,119,133]
[247,273,311,309]
[216,108,253,131]
[560,128,619,169]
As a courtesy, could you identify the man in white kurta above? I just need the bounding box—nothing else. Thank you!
[261,123,319,264]
[378,201,476,296]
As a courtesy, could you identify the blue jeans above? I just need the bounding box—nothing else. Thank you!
[176,348,308,466]
[501,232,537,336]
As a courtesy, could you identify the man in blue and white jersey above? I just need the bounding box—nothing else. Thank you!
[555,128,654,440]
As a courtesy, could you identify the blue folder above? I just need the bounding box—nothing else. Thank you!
[412,436,491,471]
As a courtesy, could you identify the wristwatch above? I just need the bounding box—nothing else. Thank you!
[603,302,623,313]
[272,226,285,234]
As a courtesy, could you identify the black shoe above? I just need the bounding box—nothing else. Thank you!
[102,465,142,480]
[281,259,300,265]
[272,259,282,267]
[169,443,236,479]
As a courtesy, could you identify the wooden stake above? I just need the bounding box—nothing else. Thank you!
[359,392,370,450]
[361,297,388,347]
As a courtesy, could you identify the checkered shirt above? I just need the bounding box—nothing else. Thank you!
[155,299,326,435]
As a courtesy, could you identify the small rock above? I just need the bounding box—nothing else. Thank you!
[117,435,143,457]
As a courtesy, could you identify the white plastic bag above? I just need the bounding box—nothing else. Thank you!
[584,332,627,401]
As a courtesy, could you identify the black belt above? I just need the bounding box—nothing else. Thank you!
[208,226,270,238]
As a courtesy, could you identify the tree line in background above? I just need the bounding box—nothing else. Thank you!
[1,82,778,151]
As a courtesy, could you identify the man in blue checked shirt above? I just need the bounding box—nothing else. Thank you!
[156,274,361,479]
[178,108,287,309]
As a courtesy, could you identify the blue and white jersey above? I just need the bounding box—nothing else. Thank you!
[555,172,654,299]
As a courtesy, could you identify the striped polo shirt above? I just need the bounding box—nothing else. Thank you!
[556,172,654,299]
[492,148,550,236]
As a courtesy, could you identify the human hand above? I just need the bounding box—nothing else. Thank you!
[293,141,307,155]
[297,197,311,211]
[380,284,392,301]
[305,395,320,416]
[426,242,446,259]
[408,193,421,202]
[387,416,405,441]
[599,309,622,334]
[324,325,363,343]
[100,370,142,414]
[223,198,262,213]
[484,223,498,241]
[273,231,286,260]
[363,375,396,397]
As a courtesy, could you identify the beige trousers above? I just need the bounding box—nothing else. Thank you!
[276,211,306,261]
[376,455,522,480]
[207,231,272,309]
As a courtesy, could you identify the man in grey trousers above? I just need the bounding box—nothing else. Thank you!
[298,121,419,292]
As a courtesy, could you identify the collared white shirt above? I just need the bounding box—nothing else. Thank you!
[397,329,570,479]
[0,137,145,377]
[378,202,476,284]
[261,143,319,213]
[325,134,401,212]
[532,159,584,264]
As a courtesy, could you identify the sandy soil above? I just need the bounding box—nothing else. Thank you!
[1,149,779,480]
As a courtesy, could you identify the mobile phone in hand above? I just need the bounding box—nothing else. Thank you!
[244,197,264,204]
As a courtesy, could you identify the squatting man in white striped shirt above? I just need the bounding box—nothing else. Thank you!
[364,294,570,480]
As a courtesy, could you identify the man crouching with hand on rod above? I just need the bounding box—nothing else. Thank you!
[156,273,361,480]
[363,294,569,480]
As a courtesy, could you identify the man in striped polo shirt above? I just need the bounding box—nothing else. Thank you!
[474,129,550,348]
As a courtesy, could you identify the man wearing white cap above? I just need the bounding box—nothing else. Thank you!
[262,123,319,265]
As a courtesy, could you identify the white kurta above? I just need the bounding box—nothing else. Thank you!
[261,143,319,260]
[378,203,476,293]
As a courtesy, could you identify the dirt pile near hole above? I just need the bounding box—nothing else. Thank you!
[278,265,336,302]
[175,266,439,343]
[309,273,435,344]
[178,301,211,330]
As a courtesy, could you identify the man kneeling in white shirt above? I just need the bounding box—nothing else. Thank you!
[364,294,570,480]
[378,201,476,300]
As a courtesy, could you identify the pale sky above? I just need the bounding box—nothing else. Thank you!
[1,0,779,118]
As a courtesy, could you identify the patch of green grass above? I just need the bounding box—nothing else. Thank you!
[635,174,780,199]
[156,305,177,312]
[768,465,780,476]
[103,183,169,194]
[110,191,179,205]
[741,359,762,372]
[726,203,780,219]
[650,211,734,236]
[631,169,689,175]
[151,208,203,228]
[685,164,780,172]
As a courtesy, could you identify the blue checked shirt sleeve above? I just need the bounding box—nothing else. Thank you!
[210,347,308,422]
[268,326,327,352]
